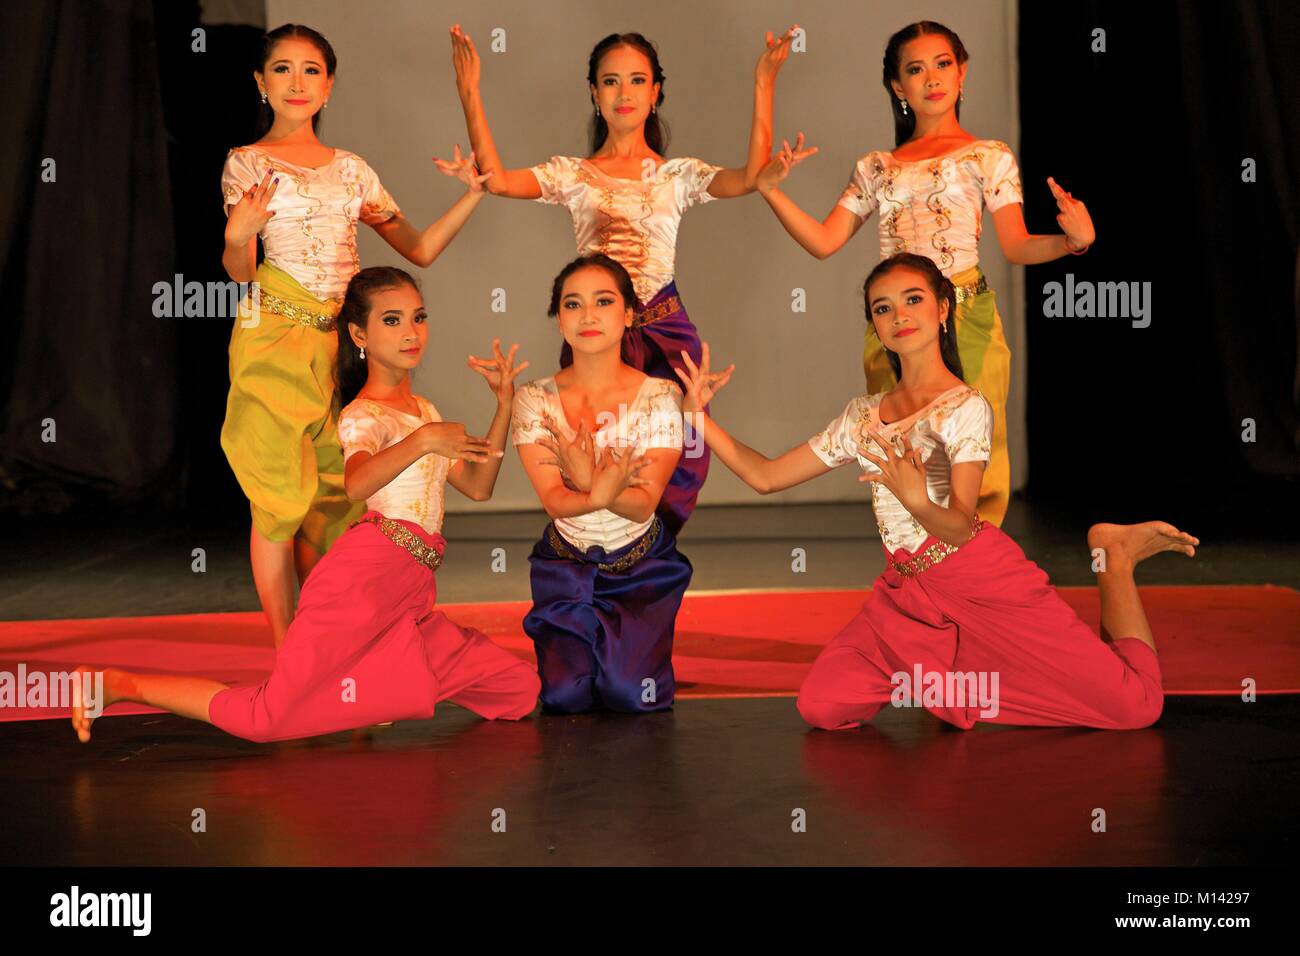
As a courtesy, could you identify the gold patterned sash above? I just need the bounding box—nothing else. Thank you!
[547,516,661,573]
[632,295,682,329]
[354,514,443,571]
[890,518,985,578]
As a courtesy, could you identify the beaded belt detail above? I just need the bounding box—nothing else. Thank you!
[251,287,339,333]
[891,518,986,578]
[547,516,661,573]
[354,514,443,571]
[953,274,989,307]
[632,295,682,329]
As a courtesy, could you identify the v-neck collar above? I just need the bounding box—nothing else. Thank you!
[545,376,653,435]
[874,385,970,428]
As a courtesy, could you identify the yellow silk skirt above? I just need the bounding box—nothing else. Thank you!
[863,264,1012,526]
[220,261,363,553]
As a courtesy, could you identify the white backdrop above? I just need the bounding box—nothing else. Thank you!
[266,0,1025,513]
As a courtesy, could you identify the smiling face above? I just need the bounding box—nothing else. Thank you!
[556,266,634,357]
[590,44,660,134]
[890,33,965,118]
[867,266,950,357]
[255,36,334,123]
[348,283,428,373]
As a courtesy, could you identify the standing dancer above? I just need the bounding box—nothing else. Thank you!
[755,20,1096,526]
[450,24,797,535]
[511,255,689,714]
[222,23,491,646]
[72,267,539,743]
[674,253,1196,731]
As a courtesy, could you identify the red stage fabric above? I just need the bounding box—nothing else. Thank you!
[2,586,1296,722]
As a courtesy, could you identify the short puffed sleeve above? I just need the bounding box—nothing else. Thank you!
[338,402,390,460]
[220,148,263,214]
[980,142,1024,212]
[511,382,551,446]
[808,396,870,468]
[673,157,722,210]
[940,393,993,464]
[836,153,881,221]
[640,381,684,449]
[530,156,584,208]
[357,159,401,225]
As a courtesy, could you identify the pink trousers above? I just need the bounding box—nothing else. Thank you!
[209,512,539,742]
[797,525,1164,731]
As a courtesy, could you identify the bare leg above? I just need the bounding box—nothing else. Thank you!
[293,533,324,588]
[1086,521,1199,653]
[70,666,227,743]
[249,523,295,648]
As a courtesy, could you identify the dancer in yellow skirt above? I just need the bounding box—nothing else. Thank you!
[752,20,1095,526]
[221,23,490,647]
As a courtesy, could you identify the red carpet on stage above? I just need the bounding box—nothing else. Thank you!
[2,586,1297,722]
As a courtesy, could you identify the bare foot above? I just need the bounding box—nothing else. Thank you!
[1087,521,1199,571]
[70,666,124,743]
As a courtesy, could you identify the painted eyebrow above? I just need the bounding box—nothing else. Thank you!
[869,287,925,306]
[599,71,649,78]
[563,289,618,297]
[270,59,323,67]
[903,56,953,66]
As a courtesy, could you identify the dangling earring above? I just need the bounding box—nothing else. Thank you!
[260,90,268,104]
[959,87,965,103]
[593,103,599,117]
[899,98,908,116]
[359,346,365,360]
[941,320,948,332]
[323,100,329,110]
[651,104,656,115]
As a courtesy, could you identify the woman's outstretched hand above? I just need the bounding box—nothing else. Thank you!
[434,143,492,192]
[417,421,499,463]
[756,25,799,85]
[225,169,279,247]
[467,338,528,403]
[857,429,931,514]
[673,342,735,414]
[449,24,482,97]
[756,132,819,194]
[1047,176,1095,251]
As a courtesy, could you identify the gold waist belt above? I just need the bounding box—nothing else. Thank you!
[547,516,661,573]
[354,514,443,571]
[633,295,682,329]
[953,273,989,307]
[252,286,338,332]
[891,518,986,578]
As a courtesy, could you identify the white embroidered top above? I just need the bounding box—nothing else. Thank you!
[221,146,401,301]
[512,375,684,551]
[807,385,993,554]
[836,140,1023,277]
[529,156,722,305]
[338,396,456,536]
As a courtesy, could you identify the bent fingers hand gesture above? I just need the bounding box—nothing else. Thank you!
[225,169,279,247]
[418,421,500,463]
[434,143,493,192]
[857,429,930,514]
[1047,176,1095,250]
[589,446,655,510]
[673,342,735,414]
[537,416,595,492]
[467,338,528,402]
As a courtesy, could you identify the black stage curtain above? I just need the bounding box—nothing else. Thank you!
[1019,1,1299,526]
[0,0,176,513]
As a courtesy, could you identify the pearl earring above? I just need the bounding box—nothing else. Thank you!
[260,91,268,104]
[359,346,365,359]
[323,100,329,109]
[899,98,908,115]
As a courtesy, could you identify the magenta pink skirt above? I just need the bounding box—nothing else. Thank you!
[209,511,538,742]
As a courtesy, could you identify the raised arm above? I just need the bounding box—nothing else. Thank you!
[222,169,278,282]
[450,24,544,199]
[991,176,1094,265]
[755,133,863,259]
[707,26,799,198]
[370,145,492,268]
[674,344,832,494]
[446,339,528,502]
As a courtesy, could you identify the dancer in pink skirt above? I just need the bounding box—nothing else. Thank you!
[674,252,1198,731]
[72,267,539,743]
